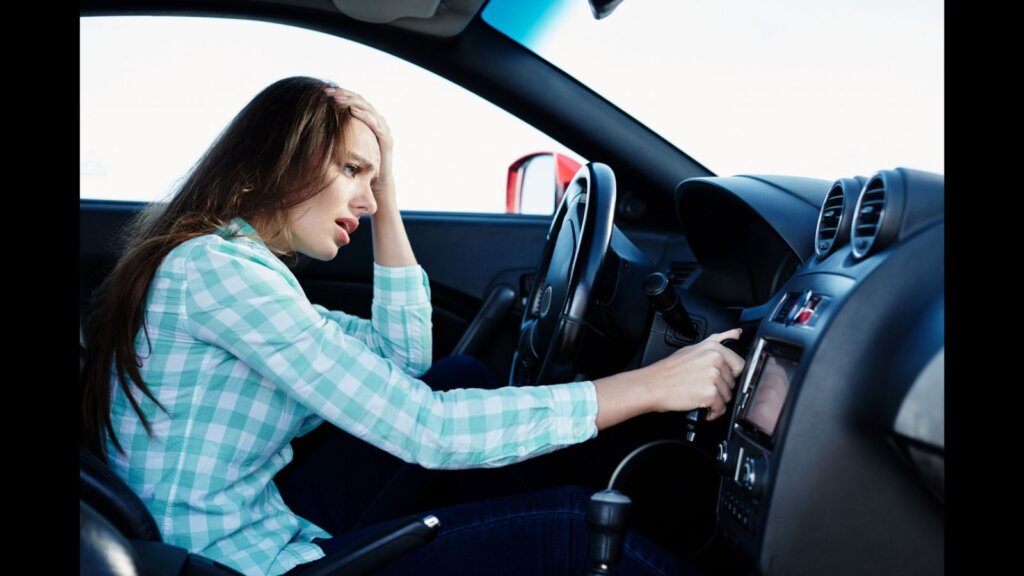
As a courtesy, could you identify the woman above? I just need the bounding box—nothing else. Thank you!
[81,76,744,575]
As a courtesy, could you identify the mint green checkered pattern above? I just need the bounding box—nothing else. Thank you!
[107,217,599,575]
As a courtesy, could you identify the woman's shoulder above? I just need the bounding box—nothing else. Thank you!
[167,225,305,304]
[165,224,283,278]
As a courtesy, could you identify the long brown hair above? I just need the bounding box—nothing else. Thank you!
[82,76,352,461]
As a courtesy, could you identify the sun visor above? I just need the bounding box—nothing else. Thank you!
[331,0,442,23]
[331,0,487,36]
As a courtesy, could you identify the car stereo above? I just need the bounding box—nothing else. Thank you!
[718,338,803,542]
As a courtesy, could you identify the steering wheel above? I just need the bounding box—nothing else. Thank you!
[510,162,616,386]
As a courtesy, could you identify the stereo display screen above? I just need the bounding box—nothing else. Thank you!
[740,354,799,438]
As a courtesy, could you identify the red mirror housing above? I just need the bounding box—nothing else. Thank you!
[506,152,582,214]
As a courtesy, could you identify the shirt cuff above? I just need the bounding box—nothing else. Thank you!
[550,380,599,445]
[373,263,431,305]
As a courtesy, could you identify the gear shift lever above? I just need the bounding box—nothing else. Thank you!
[585,489,632,575]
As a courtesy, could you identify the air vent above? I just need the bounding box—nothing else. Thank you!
[851,177,887,258]
[815,184,846,257]
[667,262,699,286]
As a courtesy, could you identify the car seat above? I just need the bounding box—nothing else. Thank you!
[79,447,440,575]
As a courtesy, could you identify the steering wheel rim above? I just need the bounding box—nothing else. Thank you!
[510,162,616,386]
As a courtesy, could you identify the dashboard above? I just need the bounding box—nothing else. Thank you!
[674,168,944,575]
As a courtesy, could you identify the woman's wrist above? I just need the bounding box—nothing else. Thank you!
[371,178,398,210]
[371,196,401,224]
[370,188,417,267]
[632,365,665,413]
[593,367,661,430]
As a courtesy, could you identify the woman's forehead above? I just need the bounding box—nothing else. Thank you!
[342,119,380,165]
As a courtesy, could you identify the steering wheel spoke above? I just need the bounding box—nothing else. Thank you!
[510,163,617,386]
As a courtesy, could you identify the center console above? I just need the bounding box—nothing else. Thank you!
[715,272,854,559]
[718,338,800,539]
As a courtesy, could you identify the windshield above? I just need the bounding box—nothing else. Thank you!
[483,0,944,179]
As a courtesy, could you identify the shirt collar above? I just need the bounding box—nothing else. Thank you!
[218,217,264,244]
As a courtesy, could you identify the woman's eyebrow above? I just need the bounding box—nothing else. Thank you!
[346,152,376,173]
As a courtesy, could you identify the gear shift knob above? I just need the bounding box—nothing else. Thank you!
[585,489,632,575]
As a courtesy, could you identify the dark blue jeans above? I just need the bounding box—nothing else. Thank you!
[279,356,698,575]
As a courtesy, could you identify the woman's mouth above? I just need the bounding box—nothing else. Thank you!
[335,218,359,246]
[335,223,350,246]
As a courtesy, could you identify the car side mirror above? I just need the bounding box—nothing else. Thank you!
[505,152,582,215]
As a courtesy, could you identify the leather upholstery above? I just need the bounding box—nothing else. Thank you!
[80,448,162,542]
[80,501,142,576]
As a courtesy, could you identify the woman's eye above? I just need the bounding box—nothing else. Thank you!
[342,164,359,176]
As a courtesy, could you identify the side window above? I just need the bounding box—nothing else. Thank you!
[80,16,581,214]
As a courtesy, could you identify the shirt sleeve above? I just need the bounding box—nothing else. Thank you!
[183,238,599,470]
[310,263,432,377]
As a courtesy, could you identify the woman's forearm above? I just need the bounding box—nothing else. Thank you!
[372,194,417,267]
[593,368,658,430]
[593,327,746,430]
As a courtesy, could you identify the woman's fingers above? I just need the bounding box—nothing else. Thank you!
[706,327,742,344]
[349,107,394,159]
[656,327,747,416]
[338,88,373,110]
[705,392,729,421]
[326,87,380,116]
[703,329,745,376]
[350,106,386,132]
[720,346,746,378]
[712,364,736,404]
[696,361,734,421]
[323,87,394,154]
[323,87,384,124]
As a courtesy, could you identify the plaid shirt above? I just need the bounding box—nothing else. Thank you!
[107,217,599,575]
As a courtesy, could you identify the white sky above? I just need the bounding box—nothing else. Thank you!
[530,0,944,179]
[81,1,943,210]
[80,17,576,212]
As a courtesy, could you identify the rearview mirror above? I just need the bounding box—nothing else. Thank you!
[506,152,582,215]
[589,0,625,19]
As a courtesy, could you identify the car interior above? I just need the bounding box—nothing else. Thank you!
[80,1,944,575]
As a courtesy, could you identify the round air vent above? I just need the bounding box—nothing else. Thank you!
[851,171,905,259]
[814,178,861,258]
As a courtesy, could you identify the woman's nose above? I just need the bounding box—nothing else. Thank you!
[355,182,377,216]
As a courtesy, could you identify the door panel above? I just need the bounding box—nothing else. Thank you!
[80,201,550,382]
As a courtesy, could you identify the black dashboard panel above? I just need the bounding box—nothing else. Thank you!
[676,176,828,307]
[676,168,944,575]
[755,225,943,576]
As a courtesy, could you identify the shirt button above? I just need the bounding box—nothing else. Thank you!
[400,381,411,391]
[517,446,527,456]
[574,425,585,437]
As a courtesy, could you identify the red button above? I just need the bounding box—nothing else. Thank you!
[795,308,814,325]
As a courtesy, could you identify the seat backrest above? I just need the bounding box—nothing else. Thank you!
[81,501,143,576]
[80,448,162,542]
[78,447,433,576]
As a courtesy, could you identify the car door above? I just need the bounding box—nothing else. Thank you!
[80,201,552,382]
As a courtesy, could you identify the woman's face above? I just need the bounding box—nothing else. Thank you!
[284,119,380,261]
